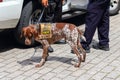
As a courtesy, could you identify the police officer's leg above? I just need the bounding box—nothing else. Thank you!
[96,7,110,51]
[98,8,109,46]
[53,0,62,22]
[82,8,104,52]
[84,11,102,45]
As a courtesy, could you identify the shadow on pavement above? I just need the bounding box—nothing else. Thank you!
[17,56,77,67]
[0,30,17,52]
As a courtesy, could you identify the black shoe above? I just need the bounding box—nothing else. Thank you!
[71,46,90,53]
[92,43,110,51]
[48,46,54,52]
[81,42,90,53]
[71,50,74,53]
[84,46,90,53]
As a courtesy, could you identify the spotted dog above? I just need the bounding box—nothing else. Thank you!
[21,23,86,68]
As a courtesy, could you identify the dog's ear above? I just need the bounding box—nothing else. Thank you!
[20,27,25,38]
[33,29,38,38]
[31,25,38,35]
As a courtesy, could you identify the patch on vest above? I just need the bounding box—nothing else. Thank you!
[39,23,52,39]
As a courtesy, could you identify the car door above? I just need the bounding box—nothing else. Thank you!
[0,0,23,29]
[71,0,88,9]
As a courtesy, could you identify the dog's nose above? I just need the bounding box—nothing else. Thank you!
[25,39,31,45]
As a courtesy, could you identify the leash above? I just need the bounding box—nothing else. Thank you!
[30,46,41,59]
[37,7,46,24]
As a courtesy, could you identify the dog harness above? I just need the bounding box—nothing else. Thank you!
[35,23,79,44]
[35,23,53,39]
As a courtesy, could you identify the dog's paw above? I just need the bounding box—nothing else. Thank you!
[74,63,80,68]
[35,64,42,68]
[80,54,86,62]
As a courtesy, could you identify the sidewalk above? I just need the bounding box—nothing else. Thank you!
[0,13,120,80]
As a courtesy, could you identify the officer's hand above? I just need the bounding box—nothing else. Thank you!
[41,0,48,7]
[62,0,65,4]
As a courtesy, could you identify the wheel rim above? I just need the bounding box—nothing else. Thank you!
[29,9,42,25]
[110,0,119,11]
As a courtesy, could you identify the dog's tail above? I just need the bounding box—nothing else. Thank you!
[77,28,86,41]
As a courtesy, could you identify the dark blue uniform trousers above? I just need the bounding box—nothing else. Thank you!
[83,0,110,47]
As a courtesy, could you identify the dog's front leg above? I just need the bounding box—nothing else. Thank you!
[35,40,49,68]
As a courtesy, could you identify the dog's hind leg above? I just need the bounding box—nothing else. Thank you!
[70,43,82,67]
[72,46,82,67]
[77,40,86,62]
[35,40,49,68]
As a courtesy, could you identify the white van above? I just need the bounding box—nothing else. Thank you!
[0,0,120,46]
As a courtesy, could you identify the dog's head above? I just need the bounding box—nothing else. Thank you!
[21,25,38,45]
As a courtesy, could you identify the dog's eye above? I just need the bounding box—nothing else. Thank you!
[27,33,33,38]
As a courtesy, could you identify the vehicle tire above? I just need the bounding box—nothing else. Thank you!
[109,0,120,15]
[14,1,43,46]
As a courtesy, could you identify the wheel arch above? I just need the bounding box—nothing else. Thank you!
[14,0,43,46]
[16,0,42,28]
[19,0,41,20]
